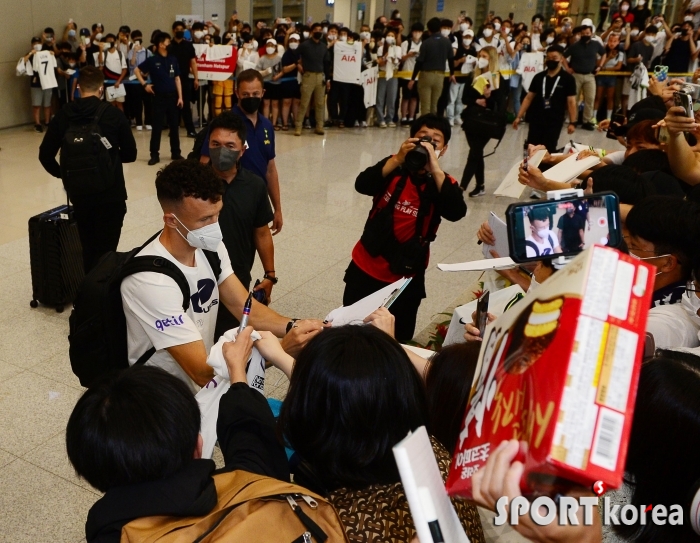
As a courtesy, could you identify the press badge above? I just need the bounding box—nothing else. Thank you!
[543,98,551,109]
[100,137,112,149]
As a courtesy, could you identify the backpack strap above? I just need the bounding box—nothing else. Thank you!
[524,240,540,257]
[93,101,111,125]
[548,234,555,248]
[203,250,222,280]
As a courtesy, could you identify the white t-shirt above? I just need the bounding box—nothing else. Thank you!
[121,236,234,393]
[32,50,57,90]
[401,39,422,78]
[525,230,559,257]
[516,51,544,91]
[104,48,127,76]
[647,303,700,350]
[378,44,401,78]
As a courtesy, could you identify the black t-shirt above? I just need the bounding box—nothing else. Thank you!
[667,39,692,74]
[218,167,274,290]
[631,6,651,28]
[627,40,653,69]
[167,39,196,76]
[528,69,577,120]
[557,212,586,249]
[281,48,300,79]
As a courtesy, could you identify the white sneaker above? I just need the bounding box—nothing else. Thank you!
[361,121,367,127]
[136,125,143,131]
[379,122,387,128]
[145,125,153,130]
[388,121,396,127]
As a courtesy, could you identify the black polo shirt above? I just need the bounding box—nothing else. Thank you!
[167,39,196,76]
[218,167,274,290]
[564,40,604,74]
[137,53,180,93]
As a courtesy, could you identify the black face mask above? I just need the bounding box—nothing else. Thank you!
[545,59,560,71]
[580,34,591,43]
[240,96,262,114]
[276,34,285,43]
[313,31,323,40]
[174,30,185,39]
[682,29,689,36]
[241,31,251,41]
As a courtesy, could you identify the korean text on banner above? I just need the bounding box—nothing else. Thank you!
[193,44,237,81]
[363,66,378,107]
[333,41,362,84]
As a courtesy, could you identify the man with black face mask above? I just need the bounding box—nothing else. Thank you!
[168,21,199,138]
[514,46,578,153]
[664,21,697,74]
[200,70,283,235]
[295,22,330,135]
[205,111,276,339]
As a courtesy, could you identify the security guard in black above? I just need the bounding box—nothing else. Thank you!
[134,33,183,164]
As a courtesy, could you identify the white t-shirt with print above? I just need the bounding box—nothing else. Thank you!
[33,51,58,90]
[525,230,559,258]
[121,235,234,393]
[104,48,127,75]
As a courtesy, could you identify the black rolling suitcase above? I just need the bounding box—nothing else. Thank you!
[28,204,84,313]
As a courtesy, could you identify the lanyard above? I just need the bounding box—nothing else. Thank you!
[543,75,560,99]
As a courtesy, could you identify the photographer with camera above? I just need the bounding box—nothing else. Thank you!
[342,115,467,343]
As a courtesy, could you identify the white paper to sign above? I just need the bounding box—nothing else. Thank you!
[494,149,547,198]
[324,277,411,326]
[482,212,510,259]
[438,257,516,272]
[544,152,600,183]
[393,427,470,543]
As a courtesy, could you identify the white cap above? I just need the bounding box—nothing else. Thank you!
[581,18,596,33]
[289,33,300,40]
[266,38,277,45]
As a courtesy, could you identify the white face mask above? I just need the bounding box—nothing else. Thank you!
[685,16,694,22]
[266,46,276,54]
[95,32,103,41]
[338,35,347,41]
[504,27,511,35]
[386,36,396,44]
[194,30,205,39]
[637,0,645,5]
[441,29,450,37]
[33,44,42,51]
[683,288,700,322]
[289,41,299,49]
[303,31,310,38]
[361,31,371,40]
[173,215,223,251]
[644,35,653,43]
[478,56,490,68]
[631,29,640,36]
[463,38,472,46]
[620,4,629,11]
[412,32,422,42]
[395,13,401,19]
[460,23,469,32]
[545,36,555,44]
[483,28,493,38]
[494,23,501,31]
[327,34,337,41]
[656,21,663,28]
[244,43,253,50]
[536,227,549,238]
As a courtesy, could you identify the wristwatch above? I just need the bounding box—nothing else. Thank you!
[286,318,299,334]
[263,273,278,284]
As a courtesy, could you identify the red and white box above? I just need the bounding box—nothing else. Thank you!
[446,245,655,499]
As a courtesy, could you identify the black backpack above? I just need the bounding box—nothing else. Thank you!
[60,101,116,197]
[68,231,222,388]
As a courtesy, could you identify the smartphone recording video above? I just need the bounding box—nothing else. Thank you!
[505,192,621,263]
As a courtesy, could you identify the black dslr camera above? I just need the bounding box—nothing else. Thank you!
[404,136,436,171]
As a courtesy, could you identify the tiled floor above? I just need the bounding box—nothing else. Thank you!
[0,119,614,541]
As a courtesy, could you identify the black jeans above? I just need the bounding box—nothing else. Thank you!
[527,118,565,153]
[179,78,196,133]
[127,84,152,126]
[72,201,127,273]
[342,261,426,343]
[150,92,181,158]
[461,130,490,190]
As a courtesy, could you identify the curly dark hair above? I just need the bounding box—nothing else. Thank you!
[155,159,225,205]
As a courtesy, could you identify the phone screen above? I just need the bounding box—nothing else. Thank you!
[505,192,621,263]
